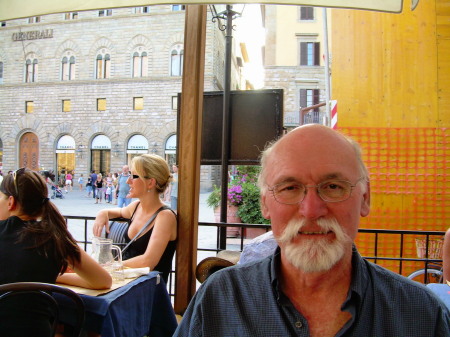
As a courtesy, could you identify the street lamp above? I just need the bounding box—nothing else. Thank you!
[211,4,244,248]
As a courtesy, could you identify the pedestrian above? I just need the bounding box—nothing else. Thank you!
[95,174,103,204]
[116,165,132,207]
[78,174,84,191]
[174,124,450,336]
[59,171,65,188]
[105,182,112,203]
[112,172,118,205]
[90,170,97,200]
[167,164,178,212]
[86,175,93,197]
[65,171,73,193]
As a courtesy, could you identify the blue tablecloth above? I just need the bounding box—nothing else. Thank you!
[427,283,450,310]
[56,272,177,337]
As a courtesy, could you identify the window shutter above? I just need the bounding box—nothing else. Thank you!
[300,7,307,20]
[314,42,320,65]
[300,89,307,108]
[313,89,320,112]
[300,43,307,66]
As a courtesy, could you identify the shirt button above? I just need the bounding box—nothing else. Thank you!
[295,321,303,328]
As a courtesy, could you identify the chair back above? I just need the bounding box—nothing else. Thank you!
[0,282,85,337]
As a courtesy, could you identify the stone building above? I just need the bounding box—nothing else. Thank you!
[0,5,247,189]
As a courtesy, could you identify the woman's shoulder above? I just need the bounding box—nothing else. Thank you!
[156,207,177,223]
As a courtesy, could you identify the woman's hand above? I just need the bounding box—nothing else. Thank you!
[92,210,110,237]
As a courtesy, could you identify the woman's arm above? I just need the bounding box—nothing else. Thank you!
[443,229,450,283]
[92,200,140,236]
[122,210,177,270]
[56,249,112,289]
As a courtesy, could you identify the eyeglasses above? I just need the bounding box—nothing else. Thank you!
[12,167,26,196]
[267,177,365,205]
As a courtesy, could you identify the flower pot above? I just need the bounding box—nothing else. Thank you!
[214,205,241,238]
[244,228,266,240]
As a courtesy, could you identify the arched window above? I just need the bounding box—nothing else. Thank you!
[170,44,183,76]
[132,51,148,77]
[25,58,38,83]
[96,53,111,79]
[62,56,76,80]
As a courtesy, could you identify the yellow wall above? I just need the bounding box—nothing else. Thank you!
[331,0,449,128]
[331,1,449,274]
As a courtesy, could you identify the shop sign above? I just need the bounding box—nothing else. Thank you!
[12,29,53,41]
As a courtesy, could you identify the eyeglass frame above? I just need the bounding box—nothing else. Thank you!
[267,177,366,205]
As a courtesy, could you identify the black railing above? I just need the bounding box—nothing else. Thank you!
[63,215,445,301]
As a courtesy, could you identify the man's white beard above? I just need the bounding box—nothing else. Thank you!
[276,217,352,273]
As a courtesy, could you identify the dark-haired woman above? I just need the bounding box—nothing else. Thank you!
[0,168,111,336]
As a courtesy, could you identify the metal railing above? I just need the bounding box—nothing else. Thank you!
[63,215,445,301]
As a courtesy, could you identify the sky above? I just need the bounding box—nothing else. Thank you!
[234,4,266,89]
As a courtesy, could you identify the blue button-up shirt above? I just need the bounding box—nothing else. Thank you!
[175,247,450,336]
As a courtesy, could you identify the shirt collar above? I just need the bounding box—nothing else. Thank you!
[270,245,368,307]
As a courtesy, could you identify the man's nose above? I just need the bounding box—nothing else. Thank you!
[298,187,328,219]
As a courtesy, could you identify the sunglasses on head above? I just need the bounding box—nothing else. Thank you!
[12,167,26,196]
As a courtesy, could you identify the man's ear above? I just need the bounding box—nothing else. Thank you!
[260,193,271,220]
[360,180,371,217]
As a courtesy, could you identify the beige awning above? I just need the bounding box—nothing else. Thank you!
[0,0,407,21]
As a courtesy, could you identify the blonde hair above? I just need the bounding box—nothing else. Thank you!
[131,154,172,193]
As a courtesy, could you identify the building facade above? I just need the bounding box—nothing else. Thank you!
[0,5,247,189]
[263,5,329,128]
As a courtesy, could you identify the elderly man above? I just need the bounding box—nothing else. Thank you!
[175,125,450,336]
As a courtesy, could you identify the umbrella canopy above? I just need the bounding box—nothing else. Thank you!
[0,0,407,21]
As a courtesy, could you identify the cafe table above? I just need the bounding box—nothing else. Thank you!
[426,283,450,311]
[55,271,177,337]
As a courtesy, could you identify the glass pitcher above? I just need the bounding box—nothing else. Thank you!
[91,236,122,266]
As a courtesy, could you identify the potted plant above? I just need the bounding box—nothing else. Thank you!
[206,180,244,237]
[206,166,270,238]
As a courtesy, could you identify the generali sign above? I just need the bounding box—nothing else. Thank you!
[12,29,53,41]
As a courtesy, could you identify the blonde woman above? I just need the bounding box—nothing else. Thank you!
[93,154,177,284]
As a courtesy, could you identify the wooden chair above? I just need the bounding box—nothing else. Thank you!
[0,282,85,337]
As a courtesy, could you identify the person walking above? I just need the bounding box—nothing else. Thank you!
[94,174,103,204]
[116,165,132,208]
[90,170,97,200]
[78,174,84,191]
[86,175,93,197]
[64,171,73,193]
[166,164,178,212]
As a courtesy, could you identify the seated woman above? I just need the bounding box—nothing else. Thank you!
[0,168,112,336]
[443,228,450,283]
[93,154,177,284]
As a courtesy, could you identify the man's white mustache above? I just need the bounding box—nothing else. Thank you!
[277,218,339,244]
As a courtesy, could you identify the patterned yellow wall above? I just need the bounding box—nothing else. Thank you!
[330,1,449,274]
